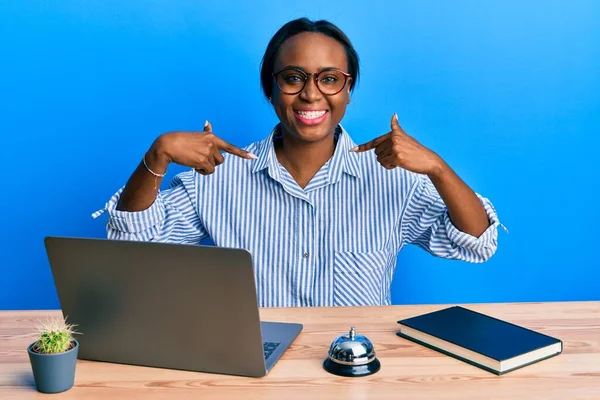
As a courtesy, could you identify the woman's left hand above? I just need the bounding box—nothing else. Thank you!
[352,114,443,176]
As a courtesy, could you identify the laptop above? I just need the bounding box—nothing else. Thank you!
[44,236,303,377]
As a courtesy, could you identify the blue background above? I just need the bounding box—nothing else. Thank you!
[2,1,599,310]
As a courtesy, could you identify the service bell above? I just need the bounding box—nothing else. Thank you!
[323,326,381,377]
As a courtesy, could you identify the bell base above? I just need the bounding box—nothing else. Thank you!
[323,358,381,377]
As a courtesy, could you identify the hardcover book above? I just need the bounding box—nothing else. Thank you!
[396,306,562,375]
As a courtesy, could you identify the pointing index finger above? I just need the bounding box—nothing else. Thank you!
[216,137,258,160]
[351,133,391,153]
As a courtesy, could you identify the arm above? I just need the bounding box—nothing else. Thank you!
[400,173,499,262]
[353,114,500,262]
[116,121,254,212]
[427,158,490,237]
[99,170,209,244]
[115,149,169,212]
[93,121,256,243]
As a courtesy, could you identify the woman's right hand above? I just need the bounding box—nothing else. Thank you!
[145,121,257,175]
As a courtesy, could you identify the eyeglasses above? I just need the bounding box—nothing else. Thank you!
[272,67,352,96]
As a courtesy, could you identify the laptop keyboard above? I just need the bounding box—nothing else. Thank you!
[263,341,281,360]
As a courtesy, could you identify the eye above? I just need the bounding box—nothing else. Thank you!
[320,75,339,85]
[282,73,305,85]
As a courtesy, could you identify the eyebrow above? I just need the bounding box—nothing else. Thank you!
[280,65,340,72]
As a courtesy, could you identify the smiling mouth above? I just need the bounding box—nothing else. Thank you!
[294,110,328,119]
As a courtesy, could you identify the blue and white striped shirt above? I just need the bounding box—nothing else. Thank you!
[94,125,500,307]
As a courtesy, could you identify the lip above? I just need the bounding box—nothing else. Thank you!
[293,109,329,126]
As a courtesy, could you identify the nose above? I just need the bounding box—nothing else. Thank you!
[299,75,323,102]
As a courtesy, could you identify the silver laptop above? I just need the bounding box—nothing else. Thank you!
[44,236,303,377]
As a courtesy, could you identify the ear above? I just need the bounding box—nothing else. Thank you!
[347,89,351,104]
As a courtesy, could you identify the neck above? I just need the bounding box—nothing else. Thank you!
[275,126,337,188]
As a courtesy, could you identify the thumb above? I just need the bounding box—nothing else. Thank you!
[390,113,402,132]
[204,120,212,132]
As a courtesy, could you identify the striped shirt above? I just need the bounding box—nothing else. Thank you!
[93,125,500,307]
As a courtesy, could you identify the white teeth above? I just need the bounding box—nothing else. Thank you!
[296,110,326,119]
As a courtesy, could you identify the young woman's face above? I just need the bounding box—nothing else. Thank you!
[272,32,351,143]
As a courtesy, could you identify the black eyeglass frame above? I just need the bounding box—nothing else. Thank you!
[272,67,352,96]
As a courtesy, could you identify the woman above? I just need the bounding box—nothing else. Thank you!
[94,18,501,307]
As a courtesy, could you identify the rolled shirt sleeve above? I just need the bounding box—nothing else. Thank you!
[92,170,208,244]
[400,174,500,263]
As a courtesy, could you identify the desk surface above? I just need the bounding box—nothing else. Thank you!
[1,302,599,399]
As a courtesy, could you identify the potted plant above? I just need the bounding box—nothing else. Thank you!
[27,316,80,393]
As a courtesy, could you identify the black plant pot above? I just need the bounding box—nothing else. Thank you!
[27,340,79,393]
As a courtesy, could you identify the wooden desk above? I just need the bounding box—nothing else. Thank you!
[1,302,599,399]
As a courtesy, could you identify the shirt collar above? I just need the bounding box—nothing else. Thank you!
[251,124,362,181]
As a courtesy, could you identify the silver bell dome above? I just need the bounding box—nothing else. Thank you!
[323,326,381,377]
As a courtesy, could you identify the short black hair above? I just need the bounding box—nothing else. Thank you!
[260,18,360,100]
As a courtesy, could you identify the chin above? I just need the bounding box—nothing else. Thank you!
[290,124,334,142]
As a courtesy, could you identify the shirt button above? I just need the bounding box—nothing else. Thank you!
[303,252,309,259]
